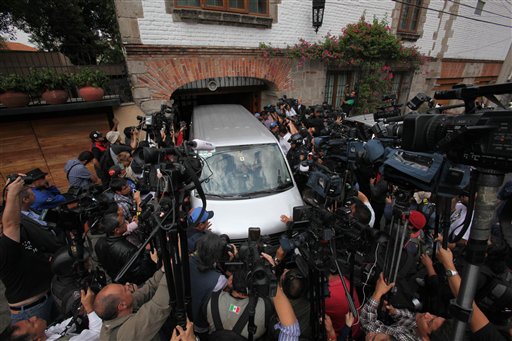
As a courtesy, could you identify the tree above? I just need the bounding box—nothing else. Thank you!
[0,0,123,65]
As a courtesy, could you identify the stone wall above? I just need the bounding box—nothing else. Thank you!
[125,45,328,111]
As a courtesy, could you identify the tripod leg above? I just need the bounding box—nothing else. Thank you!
[167,229,187,328]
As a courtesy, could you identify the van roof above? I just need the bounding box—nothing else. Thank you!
[192,104,277,147]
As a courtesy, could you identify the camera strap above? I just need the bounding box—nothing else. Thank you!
[66,163,80,180]
[210,290,224,331]
[210,291,261,339]
[245,295,258,341]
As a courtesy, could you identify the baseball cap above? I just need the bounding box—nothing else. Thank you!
[108,164,125,177]
[188,207,214,224]
[408,210,426,231]
[89,130,102,141]
[270,122,279,129]
[106,131,120,144]
[26,168,48,181]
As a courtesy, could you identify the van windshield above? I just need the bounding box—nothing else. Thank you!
[199,144,294,198]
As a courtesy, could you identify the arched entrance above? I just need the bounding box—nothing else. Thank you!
[171,76,276,123]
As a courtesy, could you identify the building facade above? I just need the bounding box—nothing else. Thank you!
[114,0,511,115]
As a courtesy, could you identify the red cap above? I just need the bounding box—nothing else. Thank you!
[408,210,426,231]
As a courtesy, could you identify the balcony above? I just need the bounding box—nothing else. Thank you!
[0,50,132,118]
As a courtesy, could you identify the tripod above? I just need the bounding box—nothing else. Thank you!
[115,147,209,328]
[452,169,504,340]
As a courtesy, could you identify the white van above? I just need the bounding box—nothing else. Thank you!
[189,104,304,242]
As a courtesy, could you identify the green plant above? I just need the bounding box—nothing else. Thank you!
[260,15,425,115]
[32,69,71,92]
[72,69,109,88]
[0,73,34,93]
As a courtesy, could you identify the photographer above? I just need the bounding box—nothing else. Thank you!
[324,272,361,340]
[350,191,375,228]
[196,252,300,341]
[195,262,271,340]
[1,177,57,323]
[306,107,324,137]
[286,134,308,172]
[187,207,214,252]
[19,185,64,247]
[93,268,170,341]
[6,288,101,341]
[89,131,108,175]
[26,168,66,213]
[294,97,307,118]
[435,240,510,340]
[277,125,292,155]
[189,233,229,329]
[110,178,140,221]
[64,151,101,190]
[98,139,132,185]
[94,213,155,285]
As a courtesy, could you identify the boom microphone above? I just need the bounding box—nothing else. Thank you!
[187,139,215,151]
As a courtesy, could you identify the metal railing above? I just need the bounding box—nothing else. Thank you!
[0,50,132,106]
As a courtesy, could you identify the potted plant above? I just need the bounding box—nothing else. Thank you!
[0,73,33,108]
[33,69,71,105]
[72,69,109,102]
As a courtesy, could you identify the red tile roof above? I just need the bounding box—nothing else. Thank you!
[0,42,38,52]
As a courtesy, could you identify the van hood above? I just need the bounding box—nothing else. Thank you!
[191,189,303,240]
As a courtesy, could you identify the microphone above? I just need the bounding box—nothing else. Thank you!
[187,139,215,151]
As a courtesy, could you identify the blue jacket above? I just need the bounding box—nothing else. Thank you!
[31,186,66,213]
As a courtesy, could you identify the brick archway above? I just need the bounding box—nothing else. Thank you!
[135,54,294,100]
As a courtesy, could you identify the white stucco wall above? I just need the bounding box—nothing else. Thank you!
[138,0,394,47]
[138,0,511,61]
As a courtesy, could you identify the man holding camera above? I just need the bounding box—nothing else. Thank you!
[64,151,101,190]
[6,288,101,341]
[196,252,300,340]
[26,168,66,213]
[189,233,229,331]
[94,212,155,285]
[1,177,58,323]
[110,177,140,221]
[93,268,170,341]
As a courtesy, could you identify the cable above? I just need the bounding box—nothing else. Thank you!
[447,0,512,20]
[356,243,381,312]
[446,37,511,55]
[391,0,512,29]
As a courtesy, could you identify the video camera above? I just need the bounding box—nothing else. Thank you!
[136,103,178,147]
[225,228,277,298]
[132,143,204,193]
[7,173,35,185]
[373,94,403,121]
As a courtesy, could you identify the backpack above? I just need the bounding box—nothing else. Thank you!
[209,291,272,341]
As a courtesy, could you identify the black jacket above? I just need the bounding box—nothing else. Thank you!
[95,235,155,285]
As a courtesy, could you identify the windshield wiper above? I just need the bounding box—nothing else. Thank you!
[206,193,246,199]
[205,193,230,198]
[240,182,294,197]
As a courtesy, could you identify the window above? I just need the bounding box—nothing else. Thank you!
[391,72,405,102]
[175,0,269,16]
[200,144,293,197]
[324,72,357,110]
[475,0,485,15]
[398,0,422,33]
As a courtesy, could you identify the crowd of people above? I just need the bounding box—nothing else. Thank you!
[0,97,511,341]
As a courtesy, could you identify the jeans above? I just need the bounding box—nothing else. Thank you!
[10,295,53,324]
